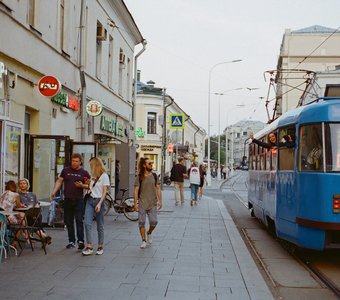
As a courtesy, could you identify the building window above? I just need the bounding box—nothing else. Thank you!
[147,112,157,134]
[126,58,131,102]
[108,35,114,88]
[28,0,35,27]
[118,48,125,96]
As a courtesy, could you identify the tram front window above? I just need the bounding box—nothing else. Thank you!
[299,124,323,172]
[325,123,340,172]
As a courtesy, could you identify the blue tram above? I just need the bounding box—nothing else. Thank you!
[248,97,340,250]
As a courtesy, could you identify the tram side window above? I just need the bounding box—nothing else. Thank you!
[265,148,271,170]
[249,144,254,170]
[325,123,340,172]
[299,124,323,172]
[260,147,265,170]
[271,148,277,170]
[278,127,296,170]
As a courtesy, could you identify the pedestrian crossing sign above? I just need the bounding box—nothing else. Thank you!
[169,114,185,129]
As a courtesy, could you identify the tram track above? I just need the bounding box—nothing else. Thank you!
[289,247,340,298]
[222,171,340,299]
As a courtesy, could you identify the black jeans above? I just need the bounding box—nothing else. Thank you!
[64,198,84,244]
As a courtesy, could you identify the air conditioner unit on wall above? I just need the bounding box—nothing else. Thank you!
[119,52,125,64]
[96,24,107,41]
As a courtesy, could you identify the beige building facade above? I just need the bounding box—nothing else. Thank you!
[275,25,340,117]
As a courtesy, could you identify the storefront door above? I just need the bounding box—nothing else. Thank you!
[29,135,71,202]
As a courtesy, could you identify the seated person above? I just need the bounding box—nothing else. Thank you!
[0,180,26,246]
[18,178,52,245]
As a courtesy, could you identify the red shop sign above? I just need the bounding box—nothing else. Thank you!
[38,75,61,97]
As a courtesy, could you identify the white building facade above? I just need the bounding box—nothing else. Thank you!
[0,0,143,197]
[224,120,265,168]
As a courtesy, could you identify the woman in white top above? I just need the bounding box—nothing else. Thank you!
[82,157,110,256]
[188,161,200,206]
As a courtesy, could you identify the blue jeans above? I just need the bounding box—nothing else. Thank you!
[84,197,105,245]
[64,198,84,243]
[190,184,199,201]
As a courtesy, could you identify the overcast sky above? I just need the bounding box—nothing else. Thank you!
[124,0,340,135]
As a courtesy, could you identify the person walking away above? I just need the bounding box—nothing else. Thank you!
[51,153,90,250]
[134,158,162,249]
[18,178,52,245]
[188,162,200,206]
[170,157,187,205]
[82,157,109,256]
[222,165,227,179]
[198,164,207,199]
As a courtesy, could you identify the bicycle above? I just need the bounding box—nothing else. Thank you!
[103,188,138,221]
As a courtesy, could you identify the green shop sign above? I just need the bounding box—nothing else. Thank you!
[135,128,145,138]
[100,115,124,137]
[51,92,79,111]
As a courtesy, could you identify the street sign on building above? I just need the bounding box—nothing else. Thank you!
[38,75,61,97]
[169,114,185,129]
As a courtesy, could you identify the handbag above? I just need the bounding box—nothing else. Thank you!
[84,177,99,202]
[84,192,91,202]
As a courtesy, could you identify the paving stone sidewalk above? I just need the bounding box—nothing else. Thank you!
[0,183,273,300]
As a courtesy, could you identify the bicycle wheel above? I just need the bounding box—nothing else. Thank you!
[123,197,138,221]
[104,198,111,216]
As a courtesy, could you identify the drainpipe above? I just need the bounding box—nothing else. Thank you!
[161,92,174,190]
[132,39,147,122]
[79,0,87,141]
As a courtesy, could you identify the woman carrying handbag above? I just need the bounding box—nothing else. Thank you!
[82,157,110,256]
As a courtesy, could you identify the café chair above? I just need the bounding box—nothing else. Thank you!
[0,212,18,261]
[24,207,48,255]
[0,213,7,262]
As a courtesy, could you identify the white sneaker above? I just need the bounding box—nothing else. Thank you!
[140,241,147,249]
[147,233,152,244]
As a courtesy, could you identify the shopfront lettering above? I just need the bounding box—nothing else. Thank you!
[51,92,79,111]
[100,115,124,137]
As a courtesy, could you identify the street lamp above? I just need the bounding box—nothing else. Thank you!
[214,88,243,180]
[207,59,242,185]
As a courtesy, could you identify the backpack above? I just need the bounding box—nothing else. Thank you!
[138,172,158,198]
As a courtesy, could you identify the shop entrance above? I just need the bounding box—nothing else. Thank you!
[29,135,96,225]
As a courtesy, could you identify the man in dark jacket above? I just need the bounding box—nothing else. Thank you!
[170,157,187,205]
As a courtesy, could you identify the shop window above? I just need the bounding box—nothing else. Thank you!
[147,112,157,134]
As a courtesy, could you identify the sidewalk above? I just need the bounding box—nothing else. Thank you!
[0,183,273,300]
